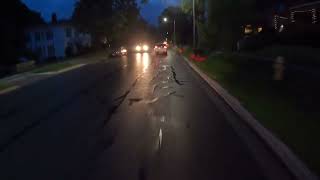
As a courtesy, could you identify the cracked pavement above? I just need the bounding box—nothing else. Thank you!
[0,51,295,180]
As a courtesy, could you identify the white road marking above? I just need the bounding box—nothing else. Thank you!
[0,86,20,95]
[158,128,163,149]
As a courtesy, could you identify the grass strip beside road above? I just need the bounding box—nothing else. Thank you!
[182,48,320,176]
[0,83,12,91]
[253,45,320,67]
[32,62,77,74]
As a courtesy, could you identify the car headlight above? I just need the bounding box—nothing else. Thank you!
[143,45,149,51]
[121,49,127,53]
[136,45,141,52]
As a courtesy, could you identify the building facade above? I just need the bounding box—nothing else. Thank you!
[273,1,320,31]
[25,22,91,60]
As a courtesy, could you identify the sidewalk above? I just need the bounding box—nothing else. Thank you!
[0,51,110,95]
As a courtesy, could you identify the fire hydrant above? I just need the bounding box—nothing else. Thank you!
[273,56,285,81]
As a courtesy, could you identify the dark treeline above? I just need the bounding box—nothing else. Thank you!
[0,0,44,65]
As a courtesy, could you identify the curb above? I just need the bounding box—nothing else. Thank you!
[34,64,86,75]
[0,86,20,95]
[182,56,317,180]
[0,64,86,95]
[0,73,30,83]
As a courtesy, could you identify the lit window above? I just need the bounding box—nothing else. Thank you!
[244,25,253,34]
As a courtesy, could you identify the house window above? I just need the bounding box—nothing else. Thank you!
[46,31,53,40]
[66,28,72,38]
[36,46,42,57]
[41,32,46,41]
[42,46,46,56]
[47,45,55,57]
[35,32,41,42]
[25,33,31,42]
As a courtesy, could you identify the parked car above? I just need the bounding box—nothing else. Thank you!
[110,46,128,57]
[154,43,168,55]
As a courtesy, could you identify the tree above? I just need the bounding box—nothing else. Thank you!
[0,0,44,65]
[208,0,257,50]
[158,6,193,45]
[181,0,257,50]
[180,0,207,48]
[73,0,147,47]
[72,0,114,44]
[51,13,58,24]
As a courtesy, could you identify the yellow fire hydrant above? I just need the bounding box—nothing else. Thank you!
[273,56,285,81]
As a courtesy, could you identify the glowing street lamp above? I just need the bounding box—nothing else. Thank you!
[163,17,168,22]
[162,17,176,46]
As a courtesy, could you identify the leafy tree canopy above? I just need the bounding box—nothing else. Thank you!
[0,0,44,65]
[73,0,152,46]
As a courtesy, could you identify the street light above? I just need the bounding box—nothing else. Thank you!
[162,17,176,46]
[163,17,168,22]
[193,0,196,48]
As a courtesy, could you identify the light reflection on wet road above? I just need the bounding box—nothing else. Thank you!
[0,51,294,180]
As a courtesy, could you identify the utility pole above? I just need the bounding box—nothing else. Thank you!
[193,0,196,49]
[163,17,176,46]
[173,19,176,46]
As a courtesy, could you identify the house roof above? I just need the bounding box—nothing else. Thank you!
[290,0,320,10]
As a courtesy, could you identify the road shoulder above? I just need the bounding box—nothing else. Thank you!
[0,63,87,95]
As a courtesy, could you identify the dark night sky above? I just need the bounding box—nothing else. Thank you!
[22,0,180,25]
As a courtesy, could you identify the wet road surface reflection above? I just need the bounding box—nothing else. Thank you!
[135,53,151,73]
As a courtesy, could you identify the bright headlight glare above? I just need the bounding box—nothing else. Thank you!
[121,49,127,53]
[143,45,149,51]
[136,46,141,51]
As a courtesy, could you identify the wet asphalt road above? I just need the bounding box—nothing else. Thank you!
[0,51,294,180]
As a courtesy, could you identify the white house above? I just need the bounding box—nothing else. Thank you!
[25,21,91,60]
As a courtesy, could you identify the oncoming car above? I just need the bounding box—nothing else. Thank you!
[154,43,168,55]
[134,44,150,53]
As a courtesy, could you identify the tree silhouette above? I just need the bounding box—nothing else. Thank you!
[0,0,44,65]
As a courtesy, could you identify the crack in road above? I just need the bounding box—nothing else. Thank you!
[0,66,125,153]
[105,90,130,124]
[146,91,177,104]
[104,74,143,124]
[171,66,184,86]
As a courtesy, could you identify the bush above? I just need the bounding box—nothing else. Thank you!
[65,46,74,57]
[238,30,277,51]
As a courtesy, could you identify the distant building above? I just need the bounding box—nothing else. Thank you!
[290,1,320,24]
[273,1,320,31]
[25,21,91,60]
